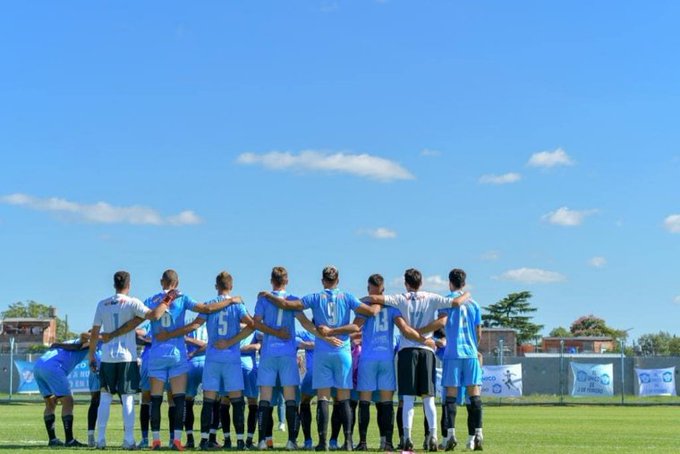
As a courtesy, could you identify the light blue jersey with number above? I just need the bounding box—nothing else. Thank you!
[356,306,402,362]
[146,292,197,361]
[254,291,299,358]
[439,291,481,359]
[199,297,248,363]
[301,288,361,354]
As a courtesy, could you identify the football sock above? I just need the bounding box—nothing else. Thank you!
[220,402,231,438]
[316,399,329,445]
[231,396,245,440]
[396,405,403,441]
[358,401,370,443]
[330,401,341,442]
[285,400,299,442]
[172,394,185,442]
[382,401,394,446]
[97,392,113,443]
[44,414,57,441]
[247,403,258,440]
[88,395,100,432]
[168,404,175,441]
[140,402,150,440]
[258,401,272,443]
[445,396,458,437]
[200,398,215,440]
[423,396,437,439]
[350,400,358,435]
[121,394,136,445]
[402,395,415,440]
[300,402,312,442]
[185,400,195,433]
[150,395,163,440]
[469,396,483,433]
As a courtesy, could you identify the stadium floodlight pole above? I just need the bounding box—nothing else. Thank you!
[9,337,14,400]
[620,340,625,405]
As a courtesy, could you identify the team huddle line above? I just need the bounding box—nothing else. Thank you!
[32,266,484,452]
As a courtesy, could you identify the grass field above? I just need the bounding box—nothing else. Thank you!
[0,402,677,453]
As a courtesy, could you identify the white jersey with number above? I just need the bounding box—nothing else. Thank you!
[93,293,149,363]
[384,291,455,351]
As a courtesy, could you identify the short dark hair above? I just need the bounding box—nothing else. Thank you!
[216,271,233,291]
[448,268,466,289]
[271,266,288,287]
[322,266,339,284]
[114,271,130,292]
[161,269,179,287]
[404,268,422,290]
[368,274,384,288]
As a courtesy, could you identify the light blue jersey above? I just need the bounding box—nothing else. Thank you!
[439,291,481,359]
[36,339,88,374]
[146,292,197,361]
[187,321,208,359]
[200,297,248,363]
[356,306,402,362]
[254,291,299,358]
[301,288,361,354]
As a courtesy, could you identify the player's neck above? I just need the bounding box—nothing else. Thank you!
[272,286,286,292]
[217,290,230,297]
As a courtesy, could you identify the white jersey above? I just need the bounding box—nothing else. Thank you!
[93,293,149,363]
[384,291,455,351]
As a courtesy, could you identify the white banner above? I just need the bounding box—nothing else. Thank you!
[635,367,676,396]
[570,363,614,397]
[481,364,522,397]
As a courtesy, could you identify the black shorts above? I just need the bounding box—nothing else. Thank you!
[397,348,436,397]
[99,361,140,395]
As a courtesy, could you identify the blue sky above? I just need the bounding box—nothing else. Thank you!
[1,1,679,341]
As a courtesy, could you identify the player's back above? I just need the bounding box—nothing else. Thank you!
[442,291,480,359]
[255,291,298,358]
[147,292,196,360]
[94,294,147,362]
[36,340,88,374]
[360,306,400,362]
[202,299,246,363]
[386,291,450,350]
[303,288,360,353]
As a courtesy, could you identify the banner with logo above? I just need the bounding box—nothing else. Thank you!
[570,363,614,397]
[481,364,523,397]
[14,359,91,394]
[635,367,676,396]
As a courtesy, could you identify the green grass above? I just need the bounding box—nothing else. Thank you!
[0,402,678,453]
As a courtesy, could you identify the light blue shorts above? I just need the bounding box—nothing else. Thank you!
[148,356,191,382]
[186,358,205,397]
[89,371,101,392]
[442,358,482,388]
[34,363,71,398]
[301,371,314,396]
[357,358,396,392]
[204,360,244,393]
[313,351,353,390]
[257,356,300,387]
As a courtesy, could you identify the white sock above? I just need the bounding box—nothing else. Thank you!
[224,432,231,439]
[423,396,437,439]
[121,394,136,445]
[448,428,456,439]
[97,392,113,443]
[475,428,483,438]
[402,395,415,440]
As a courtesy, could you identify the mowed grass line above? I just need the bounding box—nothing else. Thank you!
[0,402,677,453]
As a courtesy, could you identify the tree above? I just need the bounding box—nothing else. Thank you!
[482,291,544,344]
[549,326,572,337]
[569,314,627,340]
[636,331,677,356]
[2,300,76,342]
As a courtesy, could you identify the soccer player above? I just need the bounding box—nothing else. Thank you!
[352,273,437,452]
[253,266,341,451]
[101,269,244,451]
[240,332,260,448]
[34,333,91,447]
[184,318,209,448]
[296,327,317,450]
[424,269,483,451]
[361,268,470,452]
[261,265,433,452]
[90,271,177,450]
[87,340,103,447]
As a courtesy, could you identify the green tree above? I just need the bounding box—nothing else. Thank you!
[549,326,572,337]
[636,331,674,356]
[482,291,544,344]
[570,315,627,340]
[2,300,76,342]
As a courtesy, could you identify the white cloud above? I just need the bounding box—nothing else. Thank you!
[389,274,450,292]
[528,148,574,168]
[358,227,397,239]
[479,172,522,185]
[480,250,501,261]
[589,256,607,268]
[542,206,597,227]
[420,149,441,157]
[236,150,414,182]
[664,214,680,233]
[497,267,566,284]
[0,193,202,226]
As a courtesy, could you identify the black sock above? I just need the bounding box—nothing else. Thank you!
[185,400,195,433]
[220,402,231,438]
[469,396,483,432]
[44,414,56,441]
[210,401,220,441]
[168,405,176,440]
[247,404,258,439]
[231,397,245,438]
[396,405,403,441]
[375,402,384,439]
[382,402,394,446]
[358,401,370,443]
[340,399,353,443]
[350,400,358,435]
[62,414,74,442]
[201,399,215,438]
[285,400,299,442]
[465,404,474,436]
[88,395,100,431]
[140,403,150,438]
[300,402,312,442]
[330,402,341,442]
[151,395,163,433]
[316,400,329,445]
[172,394,185,440]
[445,396,457,434]
[258,401,271,443]
[440,404,447,437]
[267,405,274,439]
